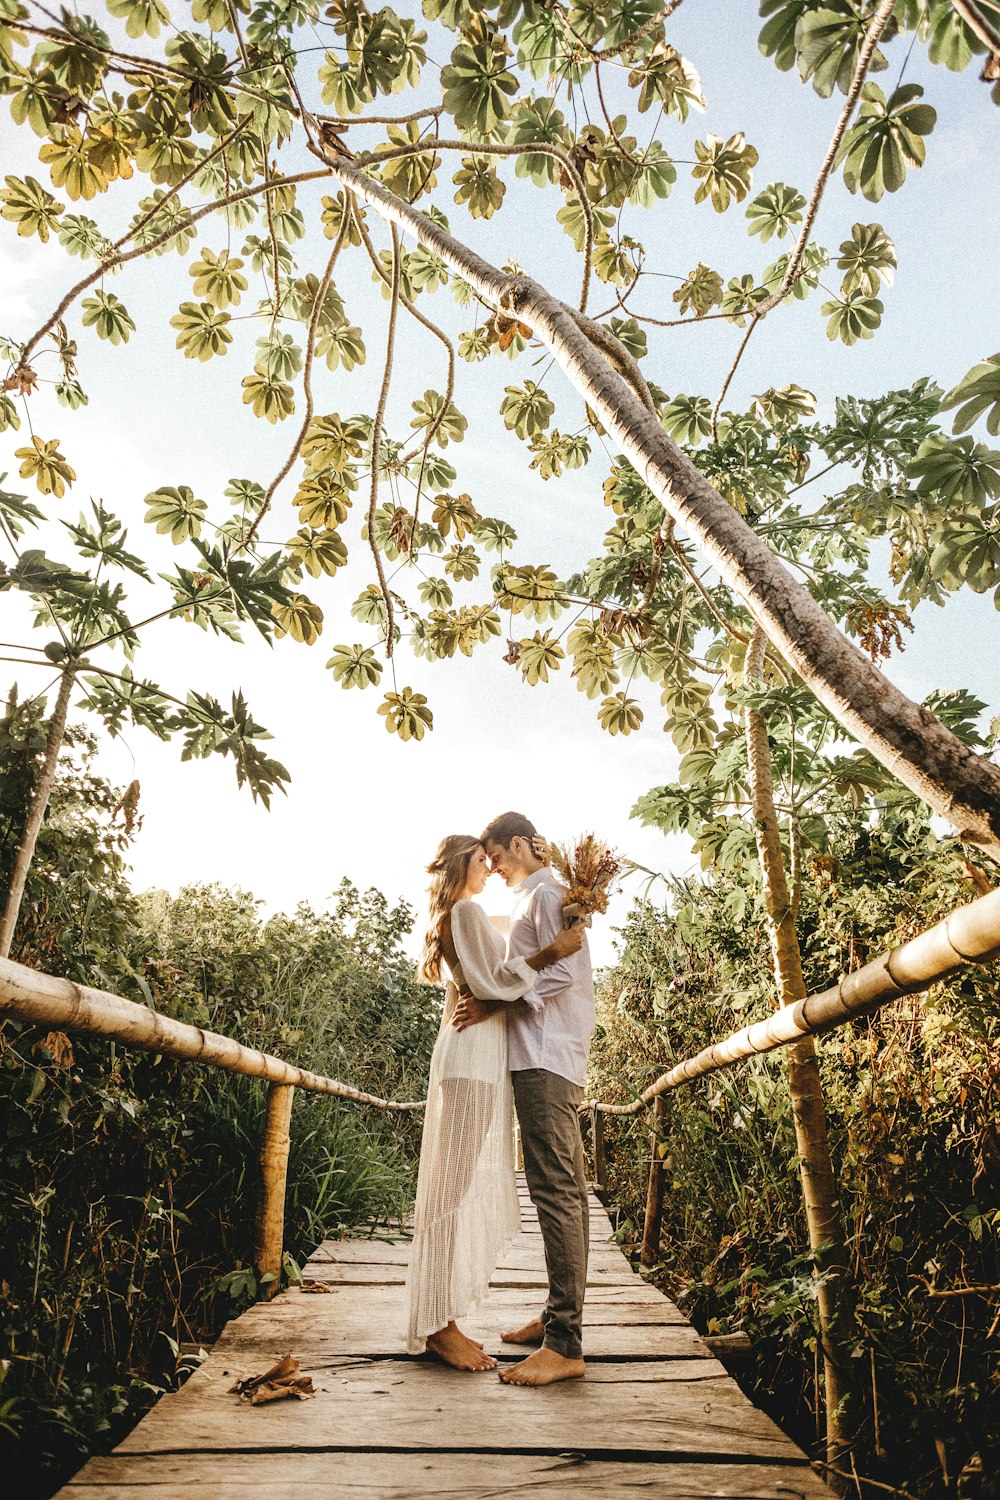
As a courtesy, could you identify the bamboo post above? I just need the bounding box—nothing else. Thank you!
[256,1083,295,1301]
[640,1094,668,1267]
[590,1105,607,1192]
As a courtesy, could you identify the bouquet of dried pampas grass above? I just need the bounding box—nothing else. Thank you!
[534,833,624,927]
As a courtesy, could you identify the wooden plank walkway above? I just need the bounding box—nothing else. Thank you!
[61,1177,831,1498]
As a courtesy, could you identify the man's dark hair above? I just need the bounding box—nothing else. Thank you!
[480,811,537,849]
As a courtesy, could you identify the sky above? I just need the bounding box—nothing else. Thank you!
[2,3,999,968]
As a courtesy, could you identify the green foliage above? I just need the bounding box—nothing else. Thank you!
[0,710,437,1492]
[590,817,999,1496]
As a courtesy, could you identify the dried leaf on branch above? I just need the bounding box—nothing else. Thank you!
[229,1353,315,1404]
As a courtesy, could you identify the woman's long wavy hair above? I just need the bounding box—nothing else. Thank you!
[419,834,482,984]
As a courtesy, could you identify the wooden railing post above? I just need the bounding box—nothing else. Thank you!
[590,1105,606,1192]
[640,1094,668,1267]
[256,1083,295,1301]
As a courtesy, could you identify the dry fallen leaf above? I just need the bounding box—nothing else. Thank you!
[229,1353,315,1403]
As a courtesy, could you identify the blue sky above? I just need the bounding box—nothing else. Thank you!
[1,2,998,964]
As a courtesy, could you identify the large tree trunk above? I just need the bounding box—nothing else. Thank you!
[318,152,1000,861]
[744,627,857,1476]
[0,668,73,960]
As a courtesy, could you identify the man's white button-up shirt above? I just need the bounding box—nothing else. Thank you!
[505,867,595,1087]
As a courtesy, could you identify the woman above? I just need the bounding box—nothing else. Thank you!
[402,834,582,1371]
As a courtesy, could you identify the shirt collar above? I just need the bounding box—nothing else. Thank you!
[512,866,552,895]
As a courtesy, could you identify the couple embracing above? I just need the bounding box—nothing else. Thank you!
[401,811,595,1387]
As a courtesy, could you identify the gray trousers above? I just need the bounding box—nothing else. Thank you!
[511,1068,589,1360]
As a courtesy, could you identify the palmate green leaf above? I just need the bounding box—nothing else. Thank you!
[0,479,44,538]
[836,83,936,202]
[453,157,505,219]
[302,413,367,472]
[418,576,454,608]
[627,145,676,209]
[517,629,564,685]
[242,366,294,423]
[758,0,810,73]
[0,174,63,240]
[513,8,588,85]
[660,393,712,445]
[508,97,573,186]
[441,28,518,135]
[442,543,480,581]
[375,121,440,202]
[170,301,232,360]
[106,0,170,40]
[272,593,323,644]
[567,620,619,700]
[411,390,467,447]
[923,2,984,71]
[378,686,433,741]
[285,527,348,577]
[144,484,206,542]
[256,332,302,383]
[458,327,490,362]
[837,222,897,295]
[320,191,363,247]
[80,290,135,345]
[795,2,889,98]
[909,435,1000,508]
[556,197,615,253]
[928,511,1000,594]
[720,274,768,325]
[132,191,195,256]
[327,643,383,689]
[59,212,115,260]
[594,322,642,372]
[822,289,883,345]
[598,692,643,736]
[528,430,590,479]
[500,381,554,440]
[0,392,22,432]
[38,129,108,202]
[942,355,1000,436]
[294,473,351,529]
[591,234,639,288]
[495,562,565,621]
[752,384,817,426]
[16,436,76,497]
[189,247,248,309]
[407,245,450,293]
[692,132,758,212]
[745,181,805,242]
[474,516,516,552]
[182,688,290,807]
[673,262,723,317]
[431,492,479,540]
[629,42,705,120]
[317,324,366,372]
[56,378,88,410]
[761,240,829,301]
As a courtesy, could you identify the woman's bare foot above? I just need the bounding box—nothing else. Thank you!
[426,1321,497,1371]
[499,1348,585,1386]
[500,1317,544,1345]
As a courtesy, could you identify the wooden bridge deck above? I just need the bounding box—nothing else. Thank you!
[61,1177,831,1498]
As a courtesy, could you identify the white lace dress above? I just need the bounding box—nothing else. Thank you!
[402,899,537,1352]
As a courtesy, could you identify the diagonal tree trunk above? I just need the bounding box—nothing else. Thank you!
[744,626,857,1476]
[317,151,1000,861]
[0,668,74,959]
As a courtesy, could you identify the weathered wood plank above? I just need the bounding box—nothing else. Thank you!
[65,1452,830,1498]
[114,1355,801,1461]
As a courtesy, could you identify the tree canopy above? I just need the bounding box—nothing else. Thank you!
[2,0,1000,857]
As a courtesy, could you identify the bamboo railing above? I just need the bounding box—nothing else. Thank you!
[2,885,999,1295]
[582,885,1000,1263]
[0,954,423,1295]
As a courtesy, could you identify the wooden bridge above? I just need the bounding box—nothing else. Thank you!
[57,1175,830,1499]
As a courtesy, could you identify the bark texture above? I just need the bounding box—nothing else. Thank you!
[744,627,855,1472]
[0,668,73,959]
[640,1094,668,1268]
[316,152,1000,860]
[256,1083,295,1300]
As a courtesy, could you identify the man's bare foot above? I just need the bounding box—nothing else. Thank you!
[500,1317,544,1346]
[499,1347,585,1386]
[426,1321,497,1372]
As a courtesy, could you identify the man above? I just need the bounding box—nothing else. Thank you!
[454,811,595,1387]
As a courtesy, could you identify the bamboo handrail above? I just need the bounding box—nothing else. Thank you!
[0,955,425,1110]
[583,886,1000,1116]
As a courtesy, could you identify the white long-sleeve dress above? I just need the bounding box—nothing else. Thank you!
[402,899,538,1352]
